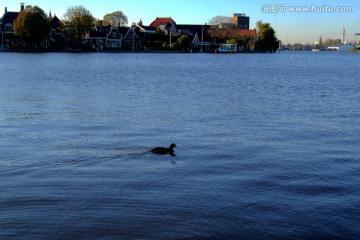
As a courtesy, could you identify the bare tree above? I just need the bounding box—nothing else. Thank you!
[103,11,128,27]
[208,15,230,25]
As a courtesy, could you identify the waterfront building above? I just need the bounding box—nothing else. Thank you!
[177,24,214,51]
[230,13,250,30]
[83,22,143,51]
[0,4,22,50]
[150,17,177,35]
[48,15,66,49]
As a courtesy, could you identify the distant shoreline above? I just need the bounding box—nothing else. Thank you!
[1,48,357,54]
[0,49,253,54]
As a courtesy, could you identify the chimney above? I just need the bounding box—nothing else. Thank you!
[99,20,103,31]
[5,7,7,13]
[20,3,25,11]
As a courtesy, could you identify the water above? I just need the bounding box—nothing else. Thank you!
[0,51,360,239]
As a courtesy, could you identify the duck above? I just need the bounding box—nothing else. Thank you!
[151,143,176,156]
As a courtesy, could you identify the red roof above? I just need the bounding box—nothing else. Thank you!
[235,29,257,37]
[150,17,176,28]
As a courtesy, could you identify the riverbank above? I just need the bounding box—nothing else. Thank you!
[0,48,193,54]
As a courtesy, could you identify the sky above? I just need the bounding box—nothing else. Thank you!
[1,0,359,44]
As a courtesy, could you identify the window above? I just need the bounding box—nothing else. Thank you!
[244,25,248,29]
[5,23,12,32]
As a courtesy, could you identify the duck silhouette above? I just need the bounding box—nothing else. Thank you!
[151,143,176,156]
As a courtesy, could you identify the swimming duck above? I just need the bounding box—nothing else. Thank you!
[151,143,176,156]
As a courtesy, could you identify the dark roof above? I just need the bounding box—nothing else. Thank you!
[50,16,61,30]
[1,11,19,25]
[177,24,213,41]
[118,27,130,35]
[177,24,211,34]
[89,30,108,38]
[138,25,156,32]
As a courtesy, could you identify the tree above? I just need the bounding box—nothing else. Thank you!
[63,6,95,44]
[103,11,128,27]
[207,26,255,50]
[323,38,341,47]
[292,43,304,50]
[256,21,278,52]
[208,15,230,25]
[153,29,168,50]
[172,34,190,50]
[13,6,50,47]
[13,9,28,37]
[319,36,323,47]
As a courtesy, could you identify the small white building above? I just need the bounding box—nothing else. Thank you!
[218,43,238,53]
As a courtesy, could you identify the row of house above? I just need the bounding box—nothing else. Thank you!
[1,3,257,52]
[0,3,65,50]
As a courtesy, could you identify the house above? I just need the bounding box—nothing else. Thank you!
[136,19,156,36]
[106,26,123,49]
[177,24,214,50]
[84,21,110,50]
[83,23,142,50]
[48,15,66,49]
[106,26,141,50]
[150,17,177,35]
[0,4,23,50]
[230,13,250,30]
[120,24,141,50]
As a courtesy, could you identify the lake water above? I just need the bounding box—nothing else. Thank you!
[0,51,360,239]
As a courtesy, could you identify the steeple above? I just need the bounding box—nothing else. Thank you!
[49,10,52,19]
[137,18,143,27]
[342,26,345,44]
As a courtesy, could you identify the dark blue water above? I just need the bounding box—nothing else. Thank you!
[1,52,360,239]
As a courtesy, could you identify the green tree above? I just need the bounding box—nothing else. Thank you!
[63,6,95,44]
[153,29,168,49]
[256,21,278,52]
[103,11,128,27]
[173,34,190,50]
[13,6,50,47]
[235,35,255,50]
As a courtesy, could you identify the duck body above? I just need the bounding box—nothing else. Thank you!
[151,143,176,156]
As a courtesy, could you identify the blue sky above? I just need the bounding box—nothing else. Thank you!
[1,0,359,44]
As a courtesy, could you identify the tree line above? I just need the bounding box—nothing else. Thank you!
[285,39,342,51]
